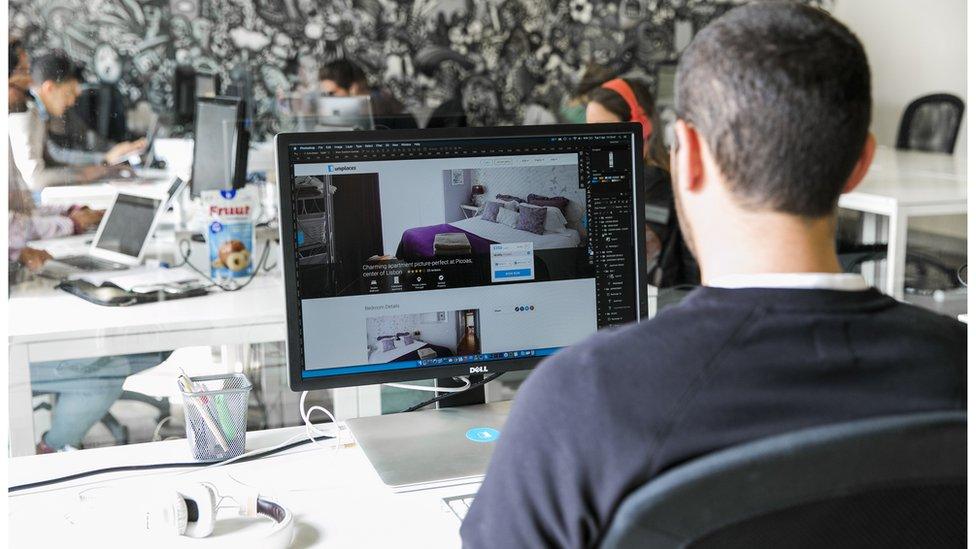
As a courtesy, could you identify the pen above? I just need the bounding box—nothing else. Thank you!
[178,374,230,453]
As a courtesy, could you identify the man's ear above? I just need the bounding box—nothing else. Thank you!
[672,119,705,193]
[842,133,876,194]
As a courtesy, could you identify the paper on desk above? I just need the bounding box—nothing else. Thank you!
[70,266,199,291]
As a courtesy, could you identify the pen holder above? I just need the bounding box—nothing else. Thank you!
[179,373,252,461]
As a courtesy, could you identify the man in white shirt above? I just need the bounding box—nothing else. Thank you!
[8,49,144,190]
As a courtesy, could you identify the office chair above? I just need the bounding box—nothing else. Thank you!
[33,390,170,446]
[897,93,965,154]
[839,94,965,281]
[600,411,965,549]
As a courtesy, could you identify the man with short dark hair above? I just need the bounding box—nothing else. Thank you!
[8,50,144,189]
[318,58,418,129]
[461,3,965,547]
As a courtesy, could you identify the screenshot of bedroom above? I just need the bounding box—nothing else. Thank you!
[285,131,641,378]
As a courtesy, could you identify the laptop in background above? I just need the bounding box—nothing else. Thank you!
[39,178,185,278]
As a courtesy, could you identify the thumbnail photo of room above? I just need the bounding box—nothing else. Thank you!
[396,164,587,259]
[365,309,481,364]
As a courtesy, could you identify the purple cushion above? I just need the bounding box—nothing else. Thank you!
[381,339,395,352]
[402,335,415,345]
[495,194,524,203]
[482,201,502,222]
[515,205,547,235]
[527,193,570,213]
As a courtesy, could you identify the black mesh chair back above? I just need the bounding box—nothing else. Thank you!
[896,93,965,154]
[600,411,966,549]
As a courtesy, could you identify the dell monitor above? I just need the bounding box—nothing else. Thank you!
[276,123,647,392]
[190,96,249,196]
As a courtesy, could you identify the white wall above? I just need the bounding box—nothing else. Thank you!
[832,0,967,154]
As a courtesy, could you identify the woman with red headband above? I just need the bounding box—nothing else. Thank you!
[586,77,699,287]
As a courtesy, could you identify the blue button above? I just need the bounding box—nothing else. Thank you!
[465,427,500,443]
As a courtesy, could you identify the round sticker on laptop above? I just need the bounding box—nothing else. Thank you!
[466,427,500,443]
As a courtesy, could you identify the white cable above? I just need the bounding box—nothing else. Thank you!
[384,376,471,393]
[299,390,341,448]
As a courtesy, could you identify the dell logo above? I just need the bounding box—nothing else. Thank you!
[469,366,488,374]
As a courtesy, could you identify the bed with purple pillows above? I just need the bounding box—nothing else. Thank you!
[396,194,583,258]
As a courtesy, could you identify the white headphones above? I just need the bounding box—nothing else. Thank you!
[75,483,295,548]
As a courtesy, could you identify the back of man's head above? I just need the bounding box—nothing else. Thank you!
[30,50,76,86]
[676,2,871,217]
[319,59,367,90]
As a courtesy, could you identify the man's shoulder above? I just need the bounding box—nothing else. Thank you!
[522,299,751,403]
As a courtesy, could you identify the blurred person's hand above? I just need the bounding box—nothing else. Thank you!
[69,207,105,232]
[19,247,53,271]
[104,138,148,165]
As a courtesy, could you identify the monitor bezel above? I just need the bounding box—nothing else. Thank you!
[275,123,648,391]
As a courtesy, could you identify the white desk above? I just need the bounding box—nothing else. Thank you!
[8,275,287,457]
[8,424,469,547]
[839,147,967,300]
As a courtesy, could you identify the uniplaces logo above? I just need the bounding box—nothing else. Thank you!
[326,165,355,173]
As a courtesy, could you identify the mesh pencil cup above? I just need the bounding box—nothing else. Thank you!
[179,373,251,461]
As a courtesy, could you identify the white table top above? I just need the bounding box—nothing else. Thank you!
[8,274,285,346]
[841,147,968,210]
[8,425,469,547]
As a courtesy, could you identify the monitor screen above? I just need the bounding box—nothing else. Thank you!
[191,98,244,195]
[95,194,161,257]
[277,124,646,390]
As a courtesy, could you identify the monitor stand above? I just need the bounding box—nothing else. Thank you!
[344,375,511,491]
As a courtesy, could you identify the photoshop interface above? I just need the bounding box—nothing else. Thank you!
[287,132,639,378]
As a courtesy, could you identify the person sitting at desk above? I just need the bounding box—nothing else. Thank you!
[7,41,104,270]
[318,59,419,130]
[8,164,166,453]
[587,77,699,287]
[462,4,965,547]
[8,49,145,190]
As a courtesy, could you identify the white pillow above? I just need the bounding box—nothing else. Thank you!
[499,199,520,211]
[520,203,568,233]
[392,338,405,349]
[496,207,518,228]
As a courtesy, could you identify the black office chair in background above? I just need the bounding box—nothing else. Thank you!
[600,411,966,549]
[838,93,965,285]
[896,93,965,154]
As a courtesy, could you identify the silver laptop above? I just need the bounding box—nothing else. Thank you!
[40,178,185,277]
[316,95,375,130]
[345,400,511,491]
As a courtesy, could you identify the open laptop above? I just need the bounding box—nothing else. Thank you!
[40,178,185,278]
[316,95,375,130]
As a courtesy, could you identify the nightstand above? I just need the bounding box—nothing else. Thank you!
[460,204,479,219]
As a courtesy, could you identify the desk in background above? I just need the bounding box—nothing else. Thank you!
[7,275,287,457]
[839,146,967,300]
[8,424,469,547]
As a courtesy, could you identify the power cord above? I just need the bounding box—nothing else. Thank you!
[385,376,471,393]
[400,373,504,413]
[176,239,271,292]
[8,434,333,494]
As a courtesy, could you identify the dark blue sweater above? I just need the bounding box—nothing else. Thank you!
[461,287,966,548]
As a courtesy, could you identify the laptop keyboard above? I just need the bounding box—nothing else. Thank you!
[443,493,477,522]
[57,255,126,271]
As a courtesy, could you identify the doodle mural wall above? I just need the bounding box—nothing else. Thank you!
[10,0,827,137]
